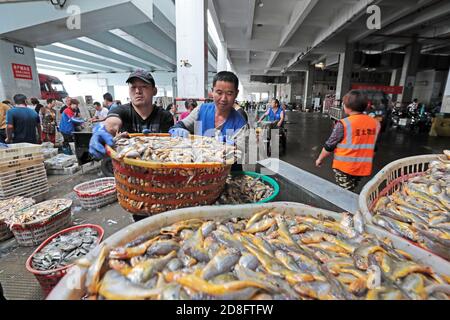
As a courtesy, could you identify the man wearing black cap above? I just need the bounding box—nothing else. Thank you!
[89,69,174,160]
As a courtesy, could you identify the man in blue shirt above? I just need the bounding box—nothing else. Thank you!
[5,94,41,144]
[169,71,246,144]
[169,71,247,170]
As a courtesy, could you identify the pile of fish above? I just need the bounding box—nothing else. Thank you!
[6,199,72,225]
[80,210,450,300]
[32,227,100,271]
[372,152,450,260]
[216,175,274,204]
[0,197,35,222]
[113,136,236,164]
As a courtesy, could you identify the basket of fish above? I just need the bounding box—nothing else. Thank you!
[216,171,279,204]
[0,197,35,241]
[8,199,73,246]
[26,224,104,295]
[106,133,236,216]
[73,177,117,210]
[48,202,450,300]
[359,152,450,260]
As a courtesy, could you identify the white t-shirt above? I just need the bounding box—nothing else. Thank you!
[94,107,109,120]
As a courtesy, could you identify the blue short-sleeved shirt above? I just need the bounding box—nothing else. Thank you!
[5,107,40,144]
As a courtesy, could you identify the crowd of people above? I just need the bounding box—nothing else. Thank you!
[2,68,427,194]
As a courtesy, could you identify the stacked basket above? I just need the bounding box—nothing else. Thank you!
[106,134,233,216]
[9,199,73,246]
[0,197,35,241]
[73,177,117,209]
[0,143,49,202]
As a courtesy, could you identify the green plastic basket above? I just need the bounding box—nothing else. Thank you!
[230,171,279,203]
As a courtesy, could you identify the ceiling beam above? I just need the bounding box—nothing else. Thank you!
[266,52,281,71]
[208,0,225,42]
[311,0,378,49]
[109,29,176,65]
[52,42,142,71]
[35,57,107,73]
[36,63,82,74]
[383,1,450,36]
[349,0,436,43]
[279,0,319,47]
[75,37,171,71]
[34,49,117,72]
[246,0,257,40]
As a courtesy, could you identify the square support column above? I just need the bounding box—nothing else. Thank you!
[303,64,315,108]
[336,43,354,102]
[398,41,421,104]
[176,0,208,100]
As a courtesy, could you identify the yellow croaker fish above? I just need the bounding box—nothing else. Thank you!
[245,209,271,230]
[172,274,268,295]
[127,251,177,283]
[85,245,109,295]
[245,218,276,234]
[98,270,162,300]
[109,236,161,259]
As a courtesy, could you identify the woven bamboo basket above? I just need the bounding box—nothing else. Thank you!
[0,197,35,242]
[106,134,234,216]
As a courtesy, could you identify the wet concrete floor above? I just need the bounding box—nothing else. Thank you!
[0,110,448,299]
[280,111,449,193]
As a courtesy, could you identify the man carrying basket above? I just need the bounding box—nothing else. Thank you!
[88,69,174,160]
[169,71,247,171]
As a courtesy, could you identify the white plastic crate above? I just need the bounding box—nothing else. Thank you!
[0,143,42,160]
[46,163,80,175]
[44,154,76,170]
[0,181,49,199]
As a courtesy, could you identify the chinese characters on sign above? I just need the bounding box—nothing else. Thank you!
[351,84,403,95]
[11,63,33,80]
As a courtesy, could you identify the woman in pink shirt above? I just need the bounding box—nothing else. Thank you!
[180,99,197,121]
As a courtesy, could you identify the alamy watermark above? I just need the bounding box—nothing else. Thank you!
[66,5,81,30]
[366,5,381,30]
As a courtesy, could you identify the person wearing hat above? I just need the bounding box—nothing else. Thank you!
[89,69,174,159]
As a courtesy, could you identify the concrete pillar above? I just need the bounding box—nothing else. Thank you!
[106,85,115,98]
[217,41,227,72]
[0,39,40,101]
[176,0,208,100]
[172,76,177,99]
[304,64,315,108]
[398,41,421,104]
[336,43,354,102]
[389,68,401,102]
[442,68,450,114]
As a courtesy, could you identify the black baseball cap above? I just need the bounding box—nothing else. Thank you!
[126,69,155,86]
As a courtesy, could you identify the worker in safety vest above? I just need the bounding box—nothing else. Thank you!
[315,90,380,191]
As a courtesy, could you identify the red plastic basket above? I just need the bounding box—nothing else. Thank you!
[25,224,104,296]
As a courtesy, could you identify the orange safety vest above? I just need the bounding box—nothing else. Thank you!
[333,114,379,176]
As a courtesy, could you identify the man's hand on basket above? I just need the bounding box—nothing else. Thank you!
[169,128,190,138]
[89,123,114,160]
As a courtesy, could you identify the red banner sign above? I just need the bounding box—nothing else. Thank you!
[12,63,33,80]
[352,84,403,95]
